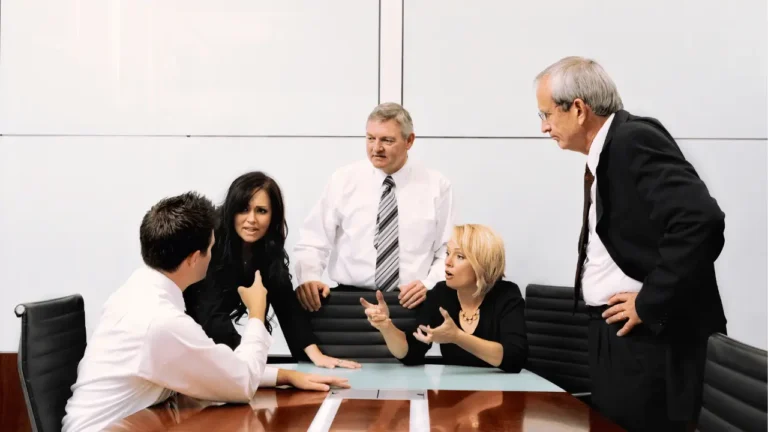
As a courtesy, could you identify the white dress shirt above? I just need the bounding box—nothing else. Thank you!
[294,158,454,290]
[62,266,277,432]
[582,113,643,306]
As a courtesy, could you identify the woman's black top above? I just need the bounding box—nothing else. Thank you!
[183,259,318,360]
[399,280,528,372]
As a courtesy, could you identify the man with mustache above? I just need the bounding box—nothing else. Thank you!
[294,102,454,313]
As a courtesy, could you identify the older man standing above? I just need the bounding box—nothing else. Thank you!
[294,102,454,313]
[534,57,727,431]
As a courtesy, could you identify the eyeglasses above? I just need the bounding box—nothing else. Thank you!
[539,101,575,121]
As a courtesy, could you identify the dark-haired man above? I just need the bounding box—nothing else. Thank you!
[63,192,348,432]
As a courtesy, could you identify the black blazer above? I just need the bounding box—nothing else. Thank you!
[593,110,726,337]
[591,109,727,415]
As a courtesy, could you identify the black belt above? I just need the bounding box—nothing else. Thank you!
[334,284,374,292]
[585,304,609,319]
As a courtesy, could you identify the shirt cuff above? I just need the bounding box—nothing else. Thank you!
[242,318,273,345]
[421,277,439,290]
[297,265,323,286]
[259,366,279,388]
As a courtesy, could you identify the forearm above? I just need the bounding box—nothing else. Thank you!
[303,344,324,362]
[143,318,274,403]
[380,325,409,359]
[248,306,266,323]
[270,287,319,355]
[276,368,294,386]
[453,331,504,368]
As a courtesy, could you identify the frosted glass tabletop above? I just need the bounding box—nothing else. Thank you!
[278,363,564,392]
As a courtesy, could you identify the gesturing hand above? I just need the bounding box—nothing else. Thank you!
[237,270,268,320]
[413,307,460,344]
[360,290,391,331]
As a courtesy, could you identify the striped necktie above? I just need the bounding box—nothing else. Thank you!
[375,175,400,291]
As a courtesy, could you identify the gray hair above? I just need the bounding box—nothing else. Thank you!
[535,56,623,116]
[367,102,414,139]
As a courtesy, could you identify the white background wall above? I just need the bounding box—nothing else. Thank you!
[1,1,766,354]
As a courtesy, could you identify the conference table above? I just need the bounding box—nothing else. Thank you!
[108,363,623,431]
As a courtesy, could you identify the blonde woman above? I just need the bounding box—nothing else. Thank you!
[360,224,528,372]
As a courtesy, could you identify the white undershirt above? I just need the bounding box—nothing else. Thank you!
[582,113,643,306]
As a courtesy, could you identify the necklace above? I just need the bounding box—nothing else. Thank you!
[459,308,480,322]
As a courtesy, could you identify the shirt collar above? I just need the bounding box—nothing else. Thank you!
[373,156,412,187]
[138,265,186,311]
[587,113,615,175]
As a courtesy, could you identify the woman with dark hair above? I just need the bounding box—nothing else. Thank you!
[184,171,361,369]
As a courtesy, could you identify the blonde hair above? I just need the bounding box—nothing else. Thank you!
[451,224,506,297]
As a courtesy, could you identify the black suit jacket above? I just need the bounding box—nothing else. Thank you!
[591,109,727,416]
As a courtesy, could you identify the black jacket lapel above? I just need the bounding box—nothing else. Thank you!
[595,110,630,225]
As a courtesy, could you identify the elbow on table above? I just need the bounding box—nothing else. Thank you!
[214,383,256,404]
[498,361,524,373]
[397,353,425,367]
[498,348,528,373]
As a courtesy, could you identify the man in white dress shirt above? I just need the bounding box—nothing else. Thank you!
[62,192,348,432]
[294,102,454,312]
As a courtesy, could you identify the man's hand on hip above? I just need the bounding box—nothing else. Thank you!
[398,280,427,309]
[603,292,643,336]
[296,280,329,312]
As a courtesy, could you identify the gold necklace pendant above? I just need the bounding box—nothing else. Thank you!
[460,309,479,322]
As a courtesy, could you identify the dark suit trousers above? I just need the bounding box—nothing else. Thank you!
[588,310,693,432]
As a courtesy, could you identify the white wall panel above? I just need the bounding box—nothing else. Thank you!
[403,0,768,139]
[0,136,366,355]
[0,0,379,135]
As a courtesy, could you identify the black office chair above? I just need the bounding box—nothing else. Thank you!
[309,290,418,363]
[15,294,87,432]
[697,333,767,432]
[523,284,591,403]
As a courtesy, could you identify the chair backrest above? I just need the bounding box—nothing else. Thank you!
[309,291,418,363]
[15,294,87,432]
[523,284,590,395]
[697,333,767,432]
